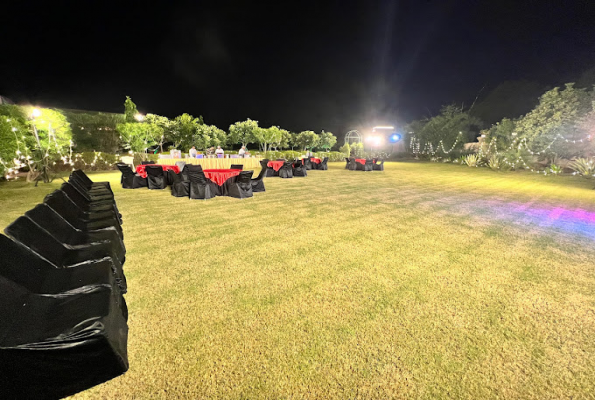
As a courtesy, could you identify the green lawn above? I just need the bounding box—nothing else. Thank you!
[1,162,595,399]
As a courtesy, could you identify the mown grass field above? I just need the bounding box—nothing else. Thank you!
[1,162,594,399]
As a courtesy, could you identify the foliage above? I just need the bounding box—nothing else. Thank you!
[124,96,139,123]
[549,164,563,175]
[350,142,364,158]
[462,154,480,167]
[0,105,27,177]
[229,119,258,147]
[515,84,593,157]
[254,150,346,162]
[294,130,319,150]
[276,129,293,150]
[145,113,174,151]
[318,131,337,150]
[339,142,350,157]
[253,126,283,152]
[116,122,162,159]
[64,111,124,152]
[568,157,595,178]
[488,154,504,171]
[194,124,227,150]
[170,113,202,150]
[487,117,516,149]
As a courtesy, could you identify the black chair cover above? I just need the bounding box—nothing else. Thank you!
[116,163,147,189]
[373,159,385,171]
[345,157,350,169]
[251,163,267,192]
[319,157,329,170]
[364,159,374,171]
[292,161,307,177]
[228,171,254,199]
[187,165,217,200]
[71,169,113,193]
[279,162,294,179]
[230,164,244,170]
[348,158,357,171]
[145,165,167,190]
[141,161,155,165]
[168,169,189,197]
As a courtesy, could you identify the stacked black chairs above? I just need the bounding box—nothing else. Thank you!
[279,161,294,179]
[364,159,374,171]
[319,157,329,170]
[145,165,167,190]
[251,161,268,192]
[187,164,217,200]
[228,170,254,199]
[116,163,147,189]
[230,164,244,170]
[373,159,385,171]
[292,160,307,177]
[0,170,128,399]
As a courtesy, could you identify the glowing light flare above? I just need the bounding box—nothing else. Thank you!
[389,134,402,143]
[366,136,383,146]
[135,113,145,122]
[31,108,42,118]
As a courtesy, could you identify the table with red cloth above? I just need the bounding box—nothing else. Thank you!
[202,169,242,186]
[310,157,322,164]
[355,158,367,165]
[267,161,285,172]
[136,164,179,178]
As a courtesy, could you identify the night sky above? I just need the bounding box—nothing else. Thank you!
[2,0,594,136]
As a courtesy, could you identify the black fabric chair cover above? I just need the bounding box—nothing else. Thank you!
[230,164,244,170]
[228,171,254,199]
[364,159,374,171]
[71,169,112,193]
[0,234,121,296]
[168,169,189,197]
[43,190,123,238]
[251,165,267,192]
[305,158,314,170]
[60,183,122,224]
[319,157,329,170]
[116,163,146,189]
[4,216,127,293]
[279,162,294,179]
[373,159,385,171]
[348,158,357,171]
[0,277,128,400]
[25,203,126,263]
[345,158,350,169]
[292,161,307,177]
[188,165,217,200]
[141,161,155,165]
[145,165,167,190]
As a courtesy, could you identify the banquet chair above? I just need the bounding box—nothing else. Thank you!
[228,171,254,199]
[4,216,127,293]
[251,165,267,192]
[168,169,189,197]
[319,157,329,170]
[116,163,147,189]
[292,161,307,177]
[0,273,128,400]
[373,159,385,171]
[44,190,123,238]
[304,157,313,170]
[145,165,167,190]
[25,203,126,264]
[0,234,121,297]
[60,183,122,223]
[188,165,217,200]
[348,158,357,171]
[71,170,113,194]
[141,161,155,165]
[230,164,244,170]
[279,162,294,179]
[345,157,350,169]
[356,159,365,171]
[364,159,374,171]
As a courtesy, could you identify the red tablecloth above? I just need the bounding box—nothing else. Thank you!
[136,164,180,178]
[203,169,242,186]
[355,158,366,165]
[310,158,321,164]
[267,161,285,171]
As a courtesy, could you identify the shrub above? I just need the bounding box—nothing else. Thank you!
[568,157,595,178]
[488,154,503,171]
[463,154,480,167]
[548,164,563,175]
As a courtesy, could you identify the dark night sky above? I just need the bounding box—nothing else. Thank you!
[1,0,594,136]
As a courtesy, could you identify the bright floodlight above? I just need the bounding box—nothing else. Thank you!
[31,108,42,118]
[135,113,145,122]
[366,135,383,146]
[389,134,401,143]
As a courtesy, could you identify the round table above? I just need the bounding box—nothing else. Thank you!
[202,169,242,186]
[267,161,285,171]
[136,164,180,178]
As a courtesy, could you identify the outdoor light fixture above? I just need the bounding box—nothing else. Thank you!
[134,113,145,122]
[31,108,41,118]
[389,133,402,143]
[372,126,395,131]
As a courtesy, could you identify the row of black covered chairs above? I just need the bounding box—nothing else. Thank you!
[116,161,267,200]
[265,159,309,179]
[345,158,385,171]
[306,157,329,170]
[0,170,129,399]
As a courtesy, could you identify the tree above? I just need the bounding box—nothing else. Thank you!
[277,129,293,150]
[117,122,162,159]
[295,130,319,150]
[487,117,516,148]
[229,119,258,147]
[193,124,227,150]
[169,113,202,150]
[124,96,139,123]
[145,113,174,152]
[515,83,593,157]
[0,105,25,178]
[64,111,124,152]
[318,130,337,151]
[253,126,283,152]
[339,142,350,156]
